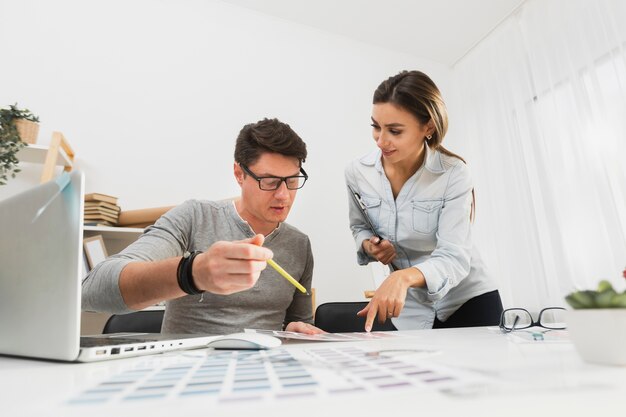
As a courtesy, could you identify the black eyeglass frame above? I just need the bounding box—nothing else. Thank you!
[499,307,567,332]
[239,163,308,191]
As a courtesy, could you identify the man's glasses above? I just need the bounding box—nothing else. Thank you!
[240,164,308,191]
[499,307,567,332]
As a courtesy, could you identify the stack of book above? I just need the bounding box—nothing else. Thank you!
[84,193,120,226]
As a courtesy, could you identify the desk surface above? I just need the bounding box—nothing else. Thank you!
[2,327,624,417]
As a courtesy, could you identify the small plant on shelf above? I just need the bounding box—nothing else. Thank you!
[565,268,626,308]
[0,103,40,185]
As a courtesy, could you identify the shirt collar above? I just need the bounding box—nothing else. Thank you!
[228,200,281,238]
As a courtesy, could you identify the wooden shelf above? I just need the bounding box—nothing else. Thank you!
[15,132,75,183]
[83,225,145,241]
[17,143,73,168]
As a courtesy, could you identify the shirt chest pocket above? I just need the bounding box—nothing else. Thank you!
[412,199,443,234]
[360,195,382,230]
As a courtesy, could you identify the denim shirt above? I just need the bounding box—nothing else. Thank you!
[345,145,497,329]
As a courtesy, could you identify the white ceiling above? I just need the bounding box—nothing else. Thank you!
[220,0,525,67]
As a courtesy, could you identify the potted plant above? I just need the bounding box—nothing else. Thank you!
[0,103,40,185]
[565,268,626,365]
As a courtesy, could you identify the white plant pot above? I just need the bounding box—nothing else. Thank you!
[566,309,626,366]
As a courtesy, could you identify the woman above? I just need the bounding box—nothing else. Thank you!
[345,70,502,331]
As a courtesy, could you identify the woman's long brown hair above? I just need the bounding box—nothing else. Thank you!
[373,70,475,221]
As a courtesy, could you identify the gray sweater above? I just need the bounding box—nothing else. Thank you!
[81,199,314,334]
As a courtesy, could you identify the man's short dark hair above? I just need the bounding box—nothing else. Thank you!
[234,118,307,167]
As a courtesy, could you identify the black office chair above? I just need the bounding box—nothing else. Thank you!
[102,310,165,334]
[314,302,396,333]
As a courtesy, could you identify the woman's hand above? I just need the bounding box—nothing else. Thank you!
[362,236,397,265]
[358,267,425,332]
[285,321,326,335]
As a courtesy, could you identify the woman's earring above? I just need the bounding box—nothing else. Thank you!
[426,134,433,140]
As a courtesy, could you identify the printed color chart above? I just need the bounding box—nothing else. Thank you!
[68,346,486,406]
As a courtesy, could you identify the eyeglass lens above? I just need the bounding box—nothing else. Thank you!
[538,308,566,329]
[259,176,305,190]
[501,309,532,330]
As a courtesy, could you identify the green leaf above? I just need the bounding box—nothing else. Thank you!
[0,102,36,185]
[566,290,597,308]
[610,293,626,308]
[595,289,617,308]
[597,280,613,293]
[565,294,586,309]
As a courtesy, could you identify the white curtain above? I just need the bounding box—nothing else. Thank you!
[451,0,626,311]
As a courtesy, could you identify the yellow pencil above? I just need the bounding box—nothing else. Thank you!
[266,258,309,294]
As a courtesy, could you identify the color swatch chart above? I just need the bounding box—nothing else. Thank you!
[68,346,486,406]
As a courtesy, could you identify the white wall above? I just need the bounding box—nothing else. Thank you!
[0,0,451,306]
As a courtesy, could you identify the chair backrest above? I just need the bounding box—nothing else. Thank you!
[314,302,396,333]
[102,310,164,334]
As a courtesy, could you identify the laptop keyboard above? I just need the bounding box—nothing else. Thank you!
[80,336,158,347]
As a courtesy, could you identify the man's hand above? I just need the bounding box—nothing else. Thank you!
[192,234,272,295]
[362,236,397,265]
[285,321,326,335]
[357,267,425,332]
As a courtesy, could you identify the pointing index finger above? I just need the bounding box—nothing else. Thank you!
[365,301,378,332]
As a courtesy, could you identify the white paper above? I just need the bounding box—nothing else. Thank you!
[244,328,404,341]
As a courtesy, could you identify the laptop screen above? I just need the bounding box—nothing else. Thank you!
[0,171,84,360]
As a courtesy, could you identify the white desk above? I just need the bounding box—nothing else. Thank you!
[1,327,624,417]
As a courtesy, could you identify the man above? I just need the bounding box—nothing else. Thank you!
[82,118,323,335]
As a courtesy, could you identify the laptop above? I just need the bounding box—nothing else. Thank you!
[0,171,217,362]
